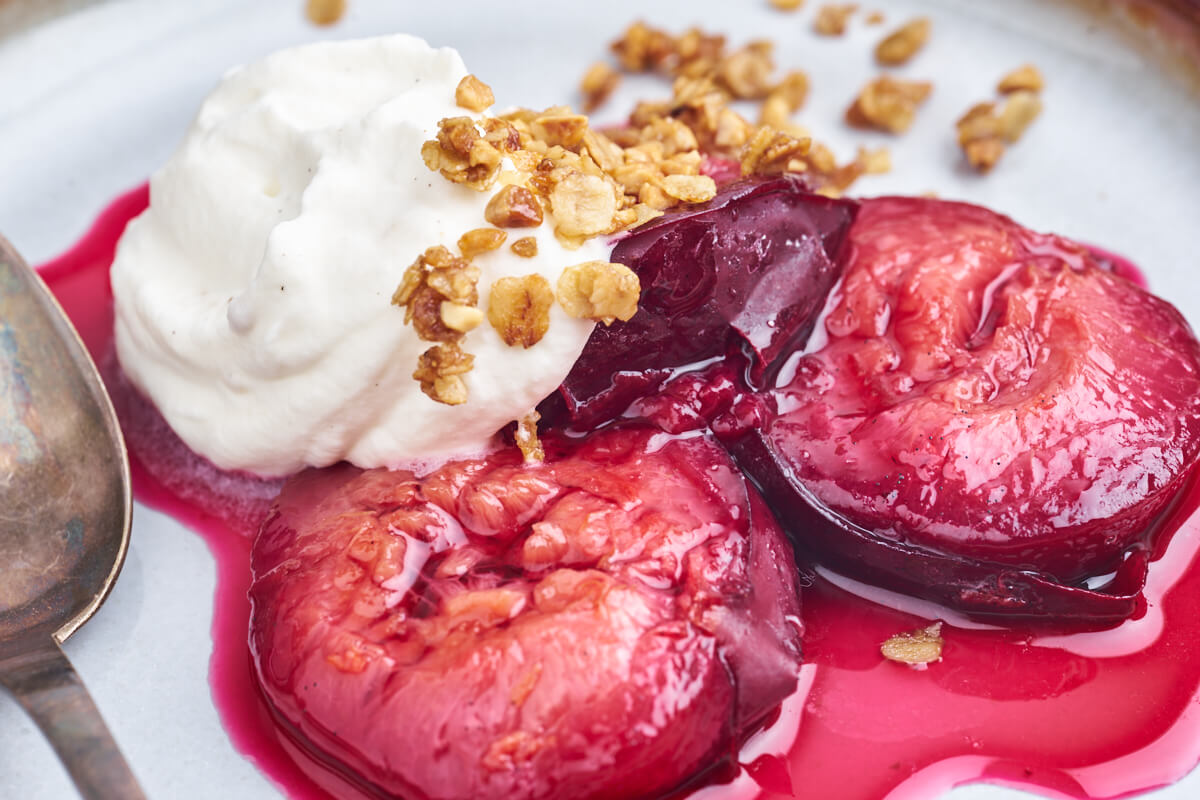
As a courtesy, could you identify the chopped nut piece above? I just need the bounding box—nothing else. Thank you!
[534,113,590,148]
[550,172,619,238]
[881,622,944,667]
[485,185,545,228]
[846,76,932,133]
[874,17,930,65]
[424,117,503,189]
[557,261,641,325]
[997,63,1044,94]
[458,227,507,258]
[998,90,1042,142]
[455,74,495,112]
[661,174,717,203]
[580,62,621,111]
[514,411,545,463]
[511,236,539,258]
[393,246,481,343]
[814,4,858,36]
[440,301,485,333]
[770,0,805,10]
[488,274,554,348]
[413,343,474,406]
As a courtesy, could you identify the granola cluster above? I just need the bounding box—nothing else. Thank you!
[599,21,889,196]
[398,74,655,423]
[957,64,1045,171]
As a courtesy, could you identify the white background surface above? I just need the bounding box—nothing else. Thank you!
[1,1,1199,798]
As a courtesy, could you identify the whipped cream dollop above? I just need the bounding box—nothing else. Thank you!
[112,35,608,476]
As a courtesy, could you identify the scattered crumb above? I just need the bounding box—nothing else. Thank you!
[881,622,944,668]
[580,62,621,111]
[865,10,885,25]
[770,0,805,10]
[874,17,931,66]
[814,3,858,36]
[956,88,1043,172]
[997,63,1045,94]
[304,0,345,26]
[457,227,507,258]
[510,236,539,258]
[846,76,932,133]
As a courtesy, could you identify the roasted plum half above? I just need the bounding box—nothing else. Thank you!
[249,425,804,800]
[722,197,1200,625]
[548,175,857,429]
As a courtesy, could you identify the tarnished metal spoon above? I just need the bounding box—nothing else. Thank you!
[0,236,145,799]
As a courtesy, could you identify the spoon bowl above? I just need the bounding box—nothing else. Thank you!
[0,235,144,799]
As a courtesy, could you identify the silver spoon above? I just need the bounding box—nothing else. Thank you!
[0,235,145,799]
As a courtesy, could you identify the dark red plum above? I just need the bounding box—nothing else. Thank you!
[720,197,1200,625]
[549,176,856,428]
[249,425,803,800]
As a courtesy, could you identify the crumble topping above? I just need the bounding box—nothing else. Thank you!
[580,62,622,112]
[413,343,475,406]
[514,411,545,463]
[392,246,481,344]
[485,184,545,228]
[874,18,930,65]
[458,227,507,258]
[881,622,944,668]
[487,275,555,348]
[557,262,640,325]
[455,74,495,112]
[957,68,1044,172]
[846,76,933,133]
[814,4,858,36]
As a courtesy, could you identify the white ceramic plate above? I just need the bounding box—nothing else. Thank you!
[1,1,1198,798]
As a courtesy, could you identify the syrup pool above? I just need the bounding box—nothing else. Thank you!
[39,186,1200,800]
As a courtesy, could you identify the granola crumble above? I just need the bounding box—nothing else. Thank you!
[846,76,932,133]
[487,274,555,348]
[580,62,621,111]
[485,185,545,228]
[881,622,944,668]
[413,343,474,406]
[514,411,545,463]
[458,227,507,258]
[998,64,1045,94]
[557,262,641,325]
[455,74,495,112]
[814,4,858,36]
[874,18,930,66]
[510,236,539,258]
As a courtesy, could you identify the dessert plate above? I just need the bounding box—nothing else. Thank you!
[0,1,1197,798]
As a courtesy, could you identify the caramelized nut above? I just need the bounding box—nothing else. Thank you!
[874,18,930,65]
[557,261,640,325]
[488,274,554,348]
[458,227,507,258]
[997,64,1044,94]
[485,185,545,228]
[440,301,485,333]
[413,343,475,406]
[455,74,495,112]
[510,236,539,258]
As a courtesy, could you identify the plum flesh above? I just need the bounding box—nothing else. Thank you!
[249,425,803,800]
[721,197,1200,625]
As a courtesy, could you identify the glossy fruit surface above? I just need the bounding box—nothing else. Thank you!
[722,196,1200,623]
[249,425,804,800]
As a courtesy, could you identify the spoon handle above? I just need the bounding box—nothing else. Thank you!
[0,638,146,800]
